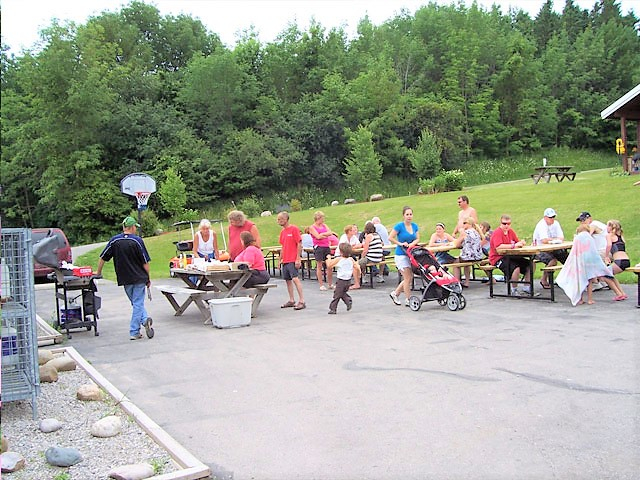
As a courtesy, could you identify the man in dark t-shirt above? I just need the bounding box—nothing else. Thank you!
[97,216,154,340]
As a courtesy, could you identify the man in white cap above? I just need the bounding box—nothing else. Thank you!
[532,208,568,289]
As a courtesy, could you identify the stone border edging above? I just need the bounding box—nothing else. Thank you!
[51,346,211,480]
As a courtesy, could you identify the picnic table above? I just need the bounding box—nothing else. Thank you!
[423,242,458,253]
[489,241,573,301]
[262,246,281,276]
[156,266,275,324]
[531,166,576,184]
[625,265,640,308]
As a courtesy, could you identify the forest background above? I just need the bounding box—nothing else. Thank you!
[1,0,639,243]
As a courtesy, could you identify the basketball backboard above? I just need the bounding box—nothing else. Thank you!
[120,173,156,196]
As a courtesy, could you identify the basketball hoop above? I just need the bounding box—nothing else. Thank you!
[135,192,151,211]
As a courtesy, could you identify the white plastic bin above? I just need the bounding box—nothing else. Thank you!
[209,297,252,329]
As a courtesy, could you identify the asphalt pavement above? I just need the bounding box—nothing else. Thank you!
[34,275,639,480]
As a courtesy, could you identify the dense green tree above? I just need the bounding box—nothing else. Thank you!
[534,0,562,50]
[158,166,187,217]
[408,128,442,179]
[343,126,383,200]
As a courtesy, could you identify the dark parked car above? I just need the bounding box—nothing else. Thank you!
[32,228,72,278]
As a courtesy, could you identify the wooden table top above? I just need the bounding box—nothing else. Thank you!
[532,165,573,171]
[497,241,573,256]
[422,242,459,253]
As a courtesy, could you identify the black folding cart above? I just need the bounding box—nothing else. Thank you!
[51,269,101,339]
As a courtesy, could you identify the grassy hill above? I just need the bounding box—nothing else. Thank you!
[79,168,638,284]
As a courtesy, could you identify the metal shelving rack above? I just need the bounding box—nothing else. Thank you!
[1,227,40,418]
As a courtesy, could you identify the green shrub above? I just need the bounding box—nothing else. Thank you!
[440,169,465,191]
[237,196,262,217]
[418,178,436,194]
[290,198,302,212]
[134,209,161,237]
[433,175,447,193]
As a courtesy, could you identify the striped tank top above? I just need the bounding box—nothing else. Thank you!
[365,233,384,262]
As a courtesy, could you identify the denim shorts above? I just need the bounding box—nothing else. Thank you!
[395,254,411,270]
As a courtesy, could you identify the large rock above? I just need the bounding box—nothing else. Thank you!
[39,418,64,433]
[331,200,339,206]
[370,193,384,202]
[45,446,83,467]
[344,198,356,205]
[46,356,76,372]
[1,452,25,473]
[38,349,54,365]
[260,210,272,217]
[39,363,58,383]
[91,415,122,438]
[77,383,103,401]
[108,463,155,480]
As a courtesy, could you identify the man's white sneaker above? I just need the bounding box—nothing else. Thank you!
[376,275,385,283]
[510,288,520,297]
[319,285,328,291]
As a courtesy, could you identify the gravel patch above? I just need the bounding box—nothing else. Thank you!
[2,368,178,479]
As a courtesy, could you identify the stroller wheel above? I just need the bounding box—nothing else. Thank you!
[408,295,422,311]
[458,294,466,310]
[446,294,460,311]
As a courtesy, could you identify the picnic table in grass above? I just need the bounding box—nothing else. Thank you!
[531,165,576,184]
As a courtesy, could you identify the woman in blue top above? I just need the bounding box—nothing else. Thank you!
[389,206,420,306]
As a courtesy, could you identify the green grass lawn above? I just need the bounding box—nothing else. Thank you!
[79,168,638,284]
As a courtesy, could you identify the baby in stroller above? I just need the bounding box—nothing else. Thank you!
[405,246,466,311]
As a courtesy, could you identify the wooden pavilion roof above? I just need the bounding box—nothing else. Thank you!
[601,84,640,120]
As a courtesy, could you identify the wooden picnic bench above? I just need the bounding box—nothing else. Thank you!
[441,259,490,283]
[156,282,277,323]
[239,283,278,316]
[155,285,220,323]
[531,166,576,184]
[541,264,564,302]
[360,254,395,288]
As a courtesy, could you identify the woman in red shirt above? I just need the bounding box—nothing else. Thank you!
[228,210,261,261]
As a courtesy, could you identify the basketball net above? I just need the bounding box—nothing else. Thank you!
[135,191,151,211]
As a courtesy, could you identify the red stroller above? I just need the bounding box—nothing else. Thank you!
[404,245,466,311]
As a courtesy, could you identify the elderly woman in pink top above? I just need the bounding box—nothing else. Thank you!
[235,231,270,288]
[309,210,336,291]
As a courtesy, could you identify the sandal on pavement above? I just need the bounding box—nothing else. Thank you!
[294,302,306,310]
[281,301,296,308]
[613,295,627,301]
[540,281,551,290]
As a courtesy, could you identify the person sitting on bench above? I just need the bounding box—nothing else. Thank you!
[235,231,270,288]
